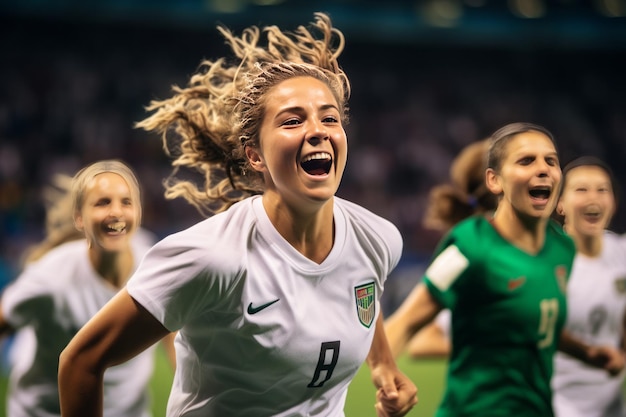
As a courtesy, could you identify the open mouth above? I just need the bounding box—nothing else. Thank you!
[583,208,602,222]
[529,187,551,200]
[300,152,332,176]
[106,221,126,233]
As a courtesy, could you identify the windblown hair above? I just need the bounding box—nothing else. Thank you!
[22,160,142,265]
[136,12,350,217]
[423,139,498,232]
[21,174,83,265]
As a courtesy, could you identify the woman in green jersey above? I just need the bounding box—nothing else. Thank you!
[385,122,625,417]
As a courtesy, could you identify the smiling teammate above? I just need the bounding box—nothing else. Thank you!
[552,156,626,417]
[0,160,174,417]
[385,122,624,416]
[57,13,417,417]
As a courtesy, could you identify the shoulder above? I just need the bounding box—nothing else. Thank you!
[603,229,625,248]
[545,219,576,252]
[23,240,86,275]
[1,242,86,321]
[145,198,257,271]
[335,197,400,236]
[601,230,626,259]
[444,215,493,252]
[334,197,403,255]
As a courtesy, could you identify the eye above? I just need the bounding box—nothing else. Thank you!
[123,198,133,206]
[281,118,301,127]
[519,157,534,165]
[322,115,339,123]
[575,187,587,192]
[546,157,559,166]
[95,198,111,206]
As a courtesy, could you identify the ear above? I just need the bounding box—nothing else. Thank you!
[245,146,266,173]
[555,200,565,216]
[485,168,502,195]
[74,215,84,232]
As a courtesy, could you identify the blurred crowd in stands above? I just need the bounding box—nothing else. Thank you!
[1,17,625,310]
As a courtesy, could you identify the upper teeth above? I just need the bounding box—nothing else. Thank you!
[302,152,331,163]
[109,222,125,232]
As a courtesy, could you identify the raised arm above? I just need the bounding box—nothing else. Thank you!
[384,282,442,358]
[58,288,171,417]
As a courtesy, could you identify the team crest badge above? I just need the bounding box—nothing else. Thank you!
[555,265,568,293]
[615,276,626,294]
[355,282,376,328]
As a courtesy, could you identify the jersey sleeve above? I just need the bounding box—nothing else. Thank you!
[1,264,55,328]
[422,226,476,310]
[126,228,241,332]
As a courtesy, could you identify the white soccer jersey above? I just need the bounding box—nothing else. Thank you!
[1,232,157,417]
[126,195,403,417]
[552,231,626,417]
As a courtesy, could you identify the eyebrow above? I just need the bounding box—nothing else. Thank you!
[275,103,340,118]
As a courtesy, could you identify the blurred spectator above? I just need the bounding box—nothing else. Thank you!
[0,15,624,304]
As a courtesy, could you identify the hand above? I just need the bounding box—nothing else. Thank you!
[371,365,418,416]
[587,345,626,376]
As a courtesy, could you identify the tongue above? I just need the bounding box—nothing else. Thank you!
[308,168,327,175]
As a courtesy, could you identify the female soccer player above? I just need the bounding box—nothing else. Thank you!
[58,13,416,417]
[385,122,624,416]
[552,156,626,417]
[0,160,174,417]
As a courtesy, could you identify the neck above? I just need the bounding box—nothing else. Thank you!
[262,193,335,264]
[567,229,603,257]
[491,205,548,255]
[88,247,134,289]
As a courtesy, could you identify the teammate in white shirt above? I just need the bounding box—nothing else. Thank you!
[0,160,175,417]
[58,13,417,417]
[552,156,626,417]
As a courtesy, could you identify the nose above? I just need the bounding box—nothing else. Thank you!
[536,159,550,177]
[108,201,123,218]
[306,119,329,144]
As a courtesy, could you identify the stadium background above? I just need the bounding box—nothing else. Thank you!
[0,0,625,415]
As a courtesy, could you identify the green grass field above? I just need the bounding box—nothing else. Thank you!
[0,346,447,416]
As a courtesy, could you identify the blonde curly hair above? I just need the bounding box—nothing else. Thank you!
[136,12,350,217]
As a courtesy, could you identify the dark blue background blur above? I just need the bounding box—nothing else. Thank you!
[1,0,625,298]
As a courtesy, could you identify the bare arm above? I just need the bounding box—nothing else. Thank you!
[58,288,170,417]
[407,321,450,359]
[384,283,442,358]
[0,302,16,339]
[367,314,418,417]
[559,329,625,376]
[160,331,177,371]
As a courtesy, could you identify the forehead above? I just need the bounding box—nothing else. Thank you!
[85,172,130,194]
[265,76,337,109]
[565,165,612,184]
[504,130,557,156]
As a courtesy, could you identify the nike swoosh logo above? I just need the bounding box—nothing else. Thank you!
[508,276,526,291]
[247,299,280,314]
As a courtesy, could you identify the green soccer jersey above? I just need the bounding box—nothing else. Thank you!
[423,215,576,417]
